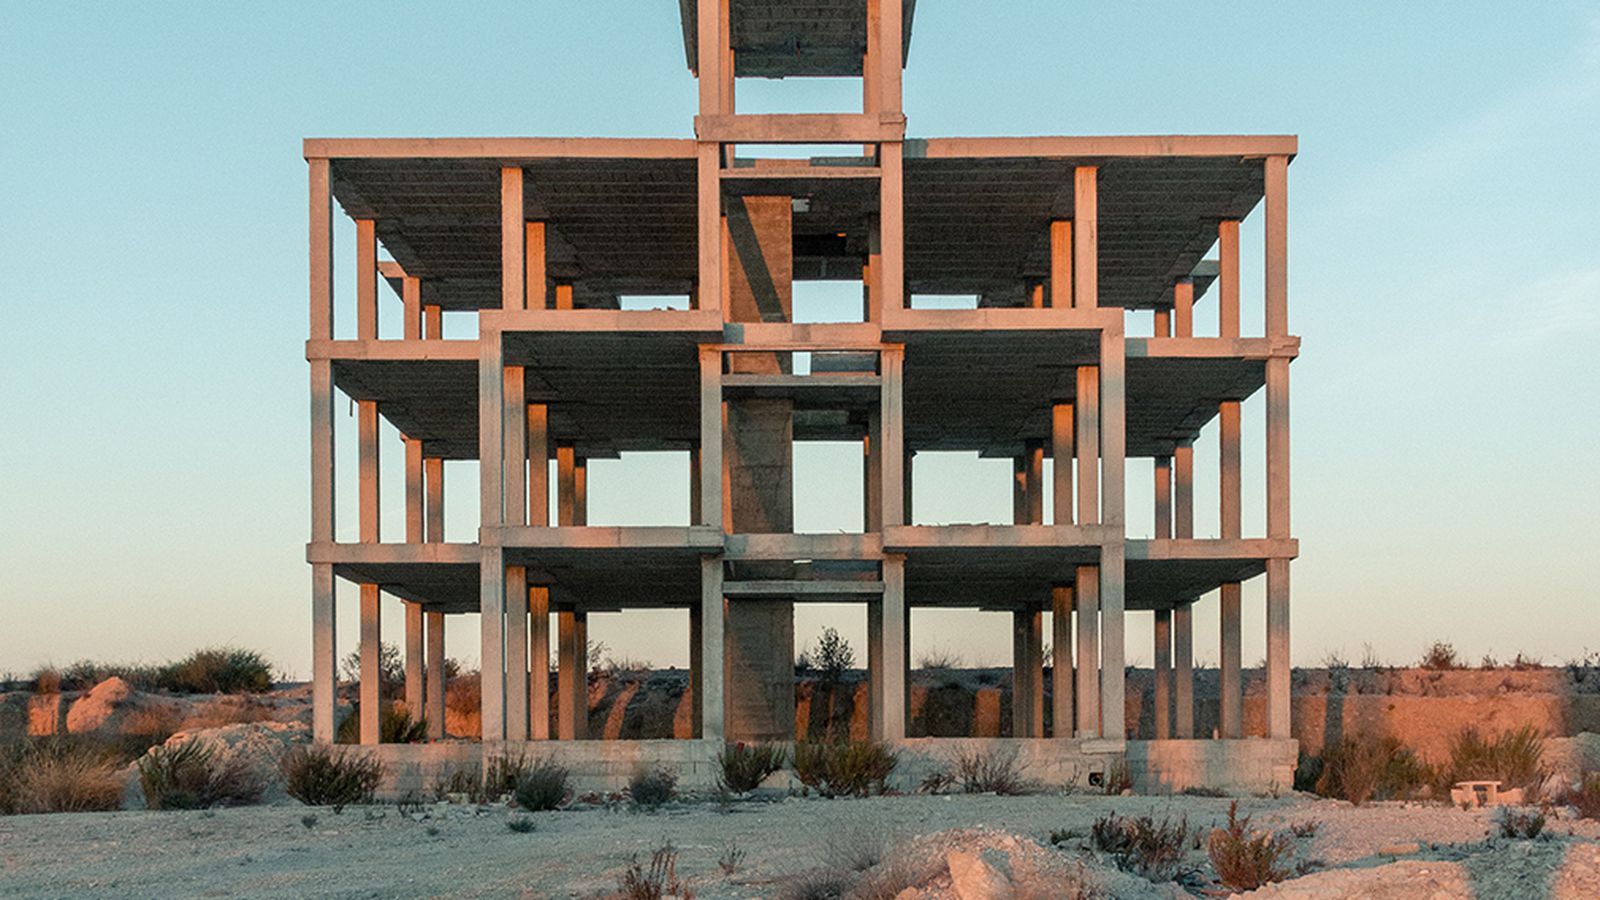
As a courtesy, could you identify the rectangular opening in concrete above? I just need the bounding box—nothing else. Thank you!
[584,451,692,526]
[440,311,477,339]
[729,144,872,161]
[907,451,1012,525]
[793,279,865,323]
[735,77,863,115]
[909,294,980,310]
[794,441,865,533]
[618,294,692,311]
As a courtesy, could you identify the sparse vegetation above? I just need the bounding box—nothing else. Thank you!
[0,739,125,814]
[1313,734,1429,805]
[792,740,898,798]
[512,758,570,811]
[716,741,786,794]
[1091,812,1193,881]
[718,838,745,875]
[27,647,274,695]
[335,702,427,744]
[1437,725,1546,798]
[1496,806,1546,839]
[1289,820,1318,838]
[1563,771,1600,820]
[1101,759,1133,795]
[341,642,405,693]
[138,740,265,810]
[1360,643,1384,669]
[483,752,532,800]
[280,745,383,812]
[1419,640,1461,670]
[797,627,855,683]
[821,823,888,873]
[916,648,963,670]
[629,766,677,808]
[431,764,483,802]
[506,816,537,834]
[617,841,692,900]
[951,745,1031,795]
[1206,801,1293,891]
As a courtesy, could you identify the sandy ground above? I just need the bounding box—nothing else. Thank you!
[2,793,1598,898]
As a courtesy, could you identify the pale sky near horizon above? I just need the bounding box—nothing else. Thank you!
[2,2,1597,681]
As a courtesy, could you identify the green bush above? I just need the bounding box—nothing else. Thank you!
[1436,725,1546,798]
[138,741,265,810]
[513,758,570,811]
[629,766,677,808]
[716,741,786,794]
[280,746,383,812]
[792,740,897,798]
[0,739,126,814]
[336,703,428,744]
[1313,734,1429,805]
[797,627,855,683]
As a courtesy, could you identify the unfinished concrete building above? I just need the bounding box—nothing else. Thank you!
[305,0,1299,792]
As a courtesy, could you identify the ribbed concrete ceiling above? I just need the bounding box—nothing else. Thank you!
[678,0,917,77]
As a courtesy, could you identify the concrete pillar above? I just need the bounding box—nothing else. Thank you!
[359,584,381,744]
[308,157,334,340]
[1075,367,1099,524]
[699,557,726,740]
[1101,326,1126,529]
[501,167,525,311]
[1220,582,1242,739]
[1073,166,1097,309]
[1154,307,1170,338]
[1099,543,1126,740]
[1173,277,1194,339]
[503,367,526,526]
[402,276,421,340]
[903,449,914,525]
[504,567,529,740]
[698,349,723,527]
[528,404,549,526]
[1011,608,1043,738]
[557,445,577,526]
[1052,403,1074,526]
[574,457,587,526]
[688,602,703,738]
[695,0,729,116]
[1174,602,1194,739]
[311,564,336,744]
[690,447,703,526]
[1267,560,1291,739]
[1050,220,1072,309]
[356,218,377,340]
[1154,456,1172,540]
[867,599,884,740]
[1051,586,1073,738]
[880,556,907,739]
[529,587,550,739]
[881,347,905,526]
[558,607,587,740]
[1153,609,1171,739]
[525,221,546,310]
[424,304,442,340]
[1219,220,1240,338]
[425,457,444,543]
[697,144,723,316]
[1174,440,1195,539]
[1264,156,1292,741]
[404,601,424,718]
[876,0,903,112]
[864,428,882,532]
[479,329,504,532]
[358,402,380,543]
[880,144,904,313]
[479,546,506,742]
[425,611,445,740]
[1074,565,1099,737]
[1265,155,1289,337]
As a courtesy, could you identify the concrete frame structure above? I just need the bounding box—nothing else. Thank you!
[305,0,1298,789]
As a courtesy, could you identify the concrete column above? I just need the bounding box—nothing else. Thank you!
[1154,307,1170,338]
[863,0,881,117]
[1050,220,1072,309]
[479,546,506,742]
[1073,166,1097,309]
[554,283,573,310]
[688,602,703,738]
[529,587,550,739]
[310,362,334,543]
[405,438,424,543]
[1265,155,1289,338]
[864,215,882,322]
[1174,602,1194,738]
[358,401,380,543]
[1266,340,1292,737]
[690,448,703,525]
[425,457,444,543]
[424,305,442,340]
[1153,609,1171,739]
[699,349,723,527]
[1100,330,1126,529]
[574,458,587,526]
[697,144,722,316]
[308,158,333,341]
[699,557,726,740]
[1074,565,1099,737]
[1024,442,1044,524]
[359,584,381,744]
[1052,403,1074,525]
[402,276,422,340]
[525,221,546,310]
[311,564,336,744]
[557,445,577,526]
[1219,219,1240,338]
[1051,586,1073,738]
[1173,278,1194,339]
[1011,610,1034,737]
[1266,560,1291,739]
[1100,543,1126,740]
[501,167,525,311]
[1075,367,1099,524]
[1174,440,1195,539]
[877,0,903,112]
[867,599,884,741]
[504,567,529,740]
[1220,582,1242,739]
[881,347,905,526]
[503,367,526,526]
[425,611,445,740]
[1154,455,1172,540]
[558,607,582,740]
[695,0,727,116]
[404,601,424,718]
[864,427,882,531]
[903,449,914,525]
[880,556,907,739]
[479,330,504,531]
[528,404,549,526]
[356,218,377,340]
[880,144,904,312]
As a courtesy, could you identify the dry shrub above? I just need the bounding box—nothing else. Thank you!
[951,745,1030,795]
[792,740,898,798]
[0,739,126,814]
[1092,812,1192,882]
[629,766,677,808]
[717,741,786,794]
[780,868,854,900]
[138,741,265,809]
[1101,759,1133,795]
[1497,806,1546,839]
[280,745,383,812]
[1206,801,1292,892]
[159,647,273,694]
[1313,734,1428,804]
[1419,640,1461,670]
[445,673,480,718]
[431,764,483,802]
[1563,771,1600,820]
[617,841,693,900]
[821,824,888,873]
[335,702,427,744]
[185,698,275,730]
[1437,725,1546,798]
[30,667,62,695]
[484,751,533,800]
[512,758,570,811]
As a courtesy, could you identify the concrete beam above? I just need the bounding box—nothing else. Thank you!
[359,583,381,745]
[311,564,336,744]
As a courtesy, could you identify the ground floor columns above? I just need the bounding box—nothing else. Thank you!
[557,607,588,740]
[688,602,703,738]
[867,599,885,741]
[1153,609,1172,739]
[530,588,550,739]
[404,602,425,717]
[311,564,336,744]
[699,556,726,741]
[1074,565,1099,737]
[359,584,381,744]
[1173,602,1194,738]
[479,547,506,742]
[1051,586,1073,737]
[879,556,907,740]
[1266,560,1291,739]
[1099,544,1126,740]
[1219,582,1243,739]
[425,611,446,740]
[504,567,529,740]
[1011,607,1043,738]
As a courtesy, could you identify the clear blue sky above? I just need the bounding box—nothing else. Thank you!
[2,2,1597,679]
